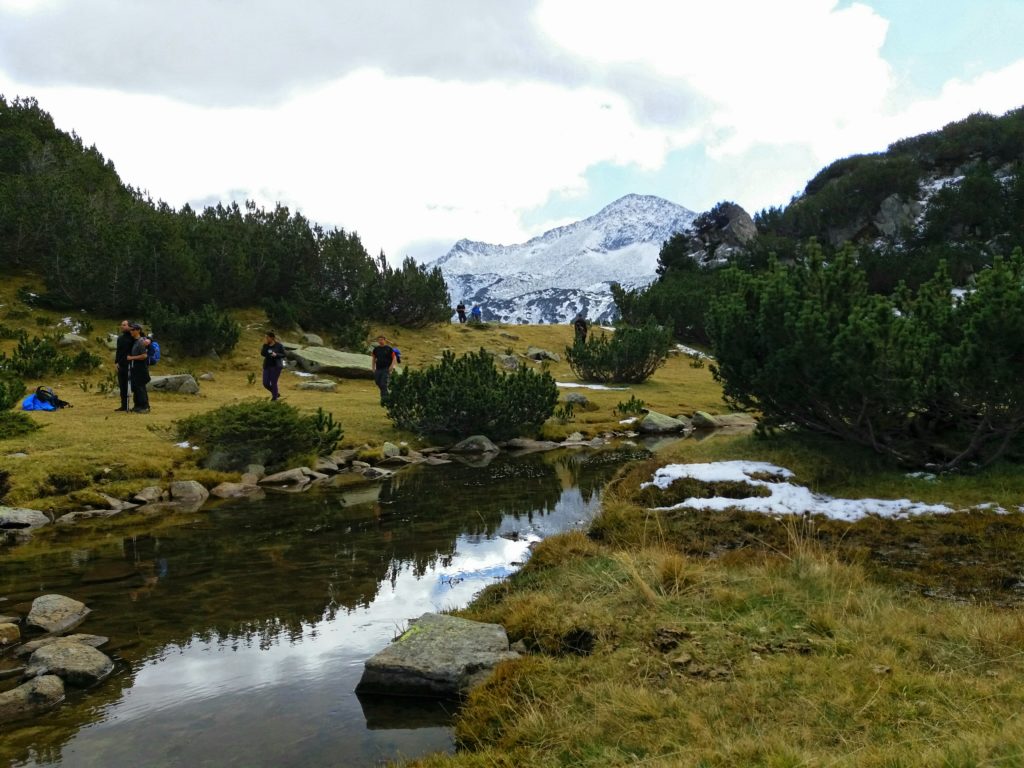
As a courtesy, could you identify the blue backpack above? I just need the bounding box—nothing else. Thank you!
[147,338,161,366]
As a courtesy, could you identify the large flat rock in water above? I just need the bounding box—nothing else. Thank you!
[357,613,519,699]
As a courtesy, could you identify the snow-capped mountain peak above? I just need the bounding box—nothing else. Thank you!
[432,194,696,324]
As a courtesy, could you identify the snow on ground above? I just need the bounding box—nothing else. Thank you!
[675,344,712,359]
[556,382,630,390]
[641,460,957,522]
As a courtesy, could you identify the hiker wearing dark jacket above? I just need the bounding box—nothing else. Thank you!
[126,323,151,413]
[114,319,133,411]
[260,331,286,401]
[370,335,397,405]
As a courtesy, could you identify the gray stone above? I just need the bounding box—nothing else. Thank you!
[287,347,375,379]
[330,449,358,466]
[15,634,109,657]
[450,435,500,454]
[297,379,337,392]
[382,441,402,458]
[56,509,121,525]
[210,482,264,500]
[0,506,50,531]
[874,193,922,238]
[313,457,339,474]
[638,411,689,434]
[138,499,205,514]
[58,333,89,346]
[357,613,519,698]
[504,437,560,454]
[150,374,200,395]
[690,411,722,429]
[198,372,215,381]
[245,464,267,480]
[26,595,90,634]
[97,492,137,511]
[26,641,114,687]
[299,332,325,346]
[499,332,520,340]
[131,486,165,504]
[497,354,520,371]
[260,467,326,486]
[525,346,560,362]
[0,675,65,724]
[563,392,599,411]
[711,413,757,428]
[169,480,209,505]
[0,622,20,646]
[361,467,394,480]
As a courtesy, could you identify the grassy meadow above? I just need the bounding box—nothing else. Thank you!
[4,274,1024,767]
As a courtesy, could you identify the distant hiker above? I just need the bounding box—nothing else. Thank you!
[573,314,589,344]
[470,304,482,323]
[371,335,397,405]
[260,331,286,401]
[126,323,151,413]
[114,319,133,411]
[456,302,467,324]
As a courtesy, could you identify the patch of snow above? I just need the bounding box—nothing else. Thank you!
[291,371,315,377]
[556,382,630,390]
[676,344,712,359]
[642,461,954,522]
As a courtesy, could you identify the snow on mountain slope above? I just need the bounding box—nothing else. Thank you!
[431,194,697,324]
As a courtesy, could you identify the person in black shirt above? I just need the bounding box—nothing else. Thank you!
[456,303,467,324]
[573,314,589,344]
[126,323,151,413]
[260,331,286,401]
[114,319,133,411]
[370,335,397,405]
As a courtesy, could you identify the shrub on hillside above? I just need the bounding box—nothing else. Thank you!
[707,242,1024,471]
[0,371,25,410]
[565,319,673,383]
[174,400,342,471]
[148,302,241,357]
[385,349,558,439]
[0,332,97,378]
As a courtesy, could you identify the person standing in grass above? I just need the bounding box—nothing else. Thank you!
[114,319,134,411]
[370,335,397,405]
[260,331,286,401]
[125,322,151,413]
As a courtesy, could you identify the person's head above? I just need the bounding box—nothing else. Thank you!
[129,322,143,337]
[265,331,277,343]
[119,319,131,333]
[377,335,387,345]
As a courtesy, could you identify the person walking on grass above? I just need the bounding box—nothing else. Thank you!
[125,323,151,413]
[114,319,133,411]
[370,335,397,406]
[260,331,286,401]
[573,314,589,344]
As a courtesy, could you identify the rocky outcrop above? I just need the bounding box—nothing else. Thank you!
[0,506,50,531]
[357,613,519,698]
[286,347,374,378]
[169,480,209,505]
[638,411,691,434]
[450,435,500,454]
[0,675,65,724]
[26,594,90,634]
[149,374,200,395]
[525,347,560,362]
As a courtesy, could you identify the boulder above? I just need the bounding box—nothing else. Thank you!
[198,372,215,381]
[169,480,210,505]
[260,467,327,485]
[15,634,109,658]
[58,333,89,347]
[26,640,114,687]
[56,509,121,525]
[0,675,65,724]
[97,492,137,511]
[525,347,560,362]
[357,613,519,698]
[504,437,560,454]
[0,622,20,646]
[690,411,722,428]
[563,392,599,411]
[0,506,50,531]
[299,332,324,346]
[210,482,264,500]
[450,435,500,454]
[297,379,337,392]
[497,354,520,371]
[382,442,402,458]
[313,457,340,474]
[638,411,690,434]
[26,594,90,634]
[286,347,375,378]
[149,374,200,395]
[132,486,165,504]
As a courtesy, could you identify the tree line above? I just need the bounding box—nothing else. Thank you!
[0,96,450,346]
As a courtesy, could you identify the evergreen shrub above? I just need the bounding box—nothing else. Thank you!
[175,400,343,471]
[0,371,25,410]
[0,412,39,440]
[385,349,558,439]
[565,319,673,383]
[148,302,241,357]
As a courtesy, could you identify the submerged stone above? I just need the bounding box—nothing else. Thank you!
[0,675,65,724]
[26,640,114,687]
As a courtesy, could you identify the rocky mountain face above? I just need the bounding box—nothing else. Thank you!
[431,194,697,324]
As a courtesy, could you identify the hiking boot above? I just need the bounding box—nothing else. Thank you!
[114,406,128,411]
[131,407,151,414]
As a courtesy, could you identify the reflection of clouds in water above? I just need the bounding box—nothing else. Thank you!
[111,529,540,723]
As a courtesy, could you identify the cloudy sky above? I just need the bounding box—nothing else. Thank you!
[2,0,1022,263]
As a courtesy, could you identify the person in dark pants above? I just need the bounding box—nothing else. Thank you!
[370,335,397,405]
[456,303,467,324]
[126,323,151,413]
[573,314,589,344]
[260,331,286,400]
[114,319,133,411]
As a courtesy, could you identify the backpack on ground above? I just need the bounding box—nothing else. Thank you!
[23,386,72,411]
[147,337,161,366]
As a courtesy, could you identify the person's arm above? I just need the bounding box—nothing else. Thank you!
[389,349,397,372]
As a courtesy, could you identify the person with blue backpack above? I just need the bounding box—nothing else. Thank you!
[126,323,152,413]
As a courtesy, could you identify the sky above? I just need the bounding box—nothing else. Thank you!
[1,1,1022,264]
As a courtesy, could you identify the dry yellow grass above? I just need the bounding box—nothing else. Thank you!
[0,275,725,510]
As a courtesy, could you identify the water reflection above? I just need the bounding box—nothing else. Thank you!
[0,446,647,768]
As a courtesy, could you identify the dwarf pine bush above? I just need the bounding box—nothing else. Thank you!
[385,349,558,439]
[565,319,673,383]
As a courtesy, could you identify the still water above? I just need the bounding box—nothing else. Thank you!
[0,446,648,767]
